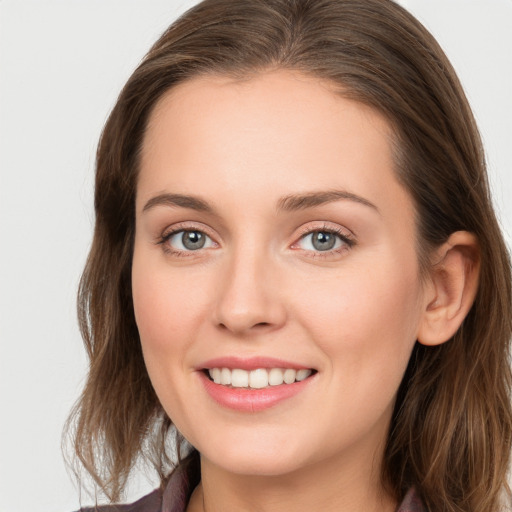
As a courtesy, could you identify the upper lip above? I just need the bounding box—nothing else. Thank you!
[197,356,314,372]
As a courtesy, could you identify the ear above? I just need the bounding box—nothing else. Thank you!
[417,231,480,346]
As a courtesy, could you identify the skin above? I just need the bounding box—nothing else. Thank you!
[131,71,477,512]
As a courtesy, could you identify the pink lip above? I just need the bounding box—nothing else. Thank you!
[197,369,316,413]
[197,356,312,371]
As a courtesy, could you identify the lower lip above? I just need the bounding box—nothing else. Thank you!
[198,372,315,412]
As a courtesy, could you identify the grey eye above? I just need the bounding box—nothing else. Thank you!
[168,230,213,251]
[182,231,205,250]
[312,232,336,251]
[298,231,344,252]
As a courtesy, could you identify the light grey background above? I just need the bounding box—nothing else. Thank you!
[1,1,511,510]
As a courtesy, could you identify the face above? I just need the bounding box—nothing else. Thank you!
[132,71,429,478]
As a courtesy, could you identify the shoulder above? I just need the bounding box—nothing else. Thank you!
[73,488,162,512]
[71,461,194,512]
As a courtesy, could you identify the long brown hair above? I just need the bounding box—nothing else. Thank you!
[65,1,512,510]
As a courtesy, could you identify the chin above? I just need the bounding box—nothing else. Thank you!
[195,432,314,477]
[206,452,307,477]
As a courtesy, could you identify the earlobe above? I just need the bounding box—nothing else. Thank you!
[417,231,480,346]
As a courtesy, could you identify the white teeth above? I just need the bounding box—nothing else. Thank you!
[207,367,313,388]
[249,368,269,389]
[220,368,231,385]
[283,368,296,384]
[231,369,249,388]
[268,368,284,386]
[211,368,221,384]
[296,369,312,381]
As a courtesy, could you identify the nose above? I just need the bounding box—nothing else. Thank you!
[213,246,287,336]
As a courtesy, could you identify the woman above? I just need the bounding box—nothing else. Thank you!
[67,0,512,511]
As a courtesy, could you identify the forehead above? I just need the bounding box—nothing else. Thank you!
[137,70,410,221]
[142,70,393,160]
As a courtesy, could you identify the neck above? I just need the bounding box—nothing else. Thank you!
[187,447,396,512]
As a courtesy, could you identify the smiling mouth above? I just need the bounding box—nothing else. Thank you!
[204,367,316,389]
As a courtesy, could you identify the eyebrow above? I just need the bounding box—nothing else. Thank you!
[143,193,213,213]
[277,190,379,213]
[142,189,379,215]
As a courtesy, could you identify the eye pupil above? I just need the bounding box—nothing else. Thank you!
[182,231,205,250]
[312,232,336,251]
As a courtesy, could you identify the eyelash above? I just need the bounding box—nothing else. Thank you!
[293,224,356,257]
[157,223,217,258]
[156,223,356,259]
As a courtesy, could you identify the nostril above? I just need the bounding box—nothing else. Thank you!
[216,320,272,332]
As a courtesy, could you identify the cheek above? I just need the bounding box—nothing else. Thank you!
[131,256,205,423]
[131,253,195,402]
[132,257,205,351]
[294,256,423,373]
[131,250,219,415]
[133,277,178,352]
